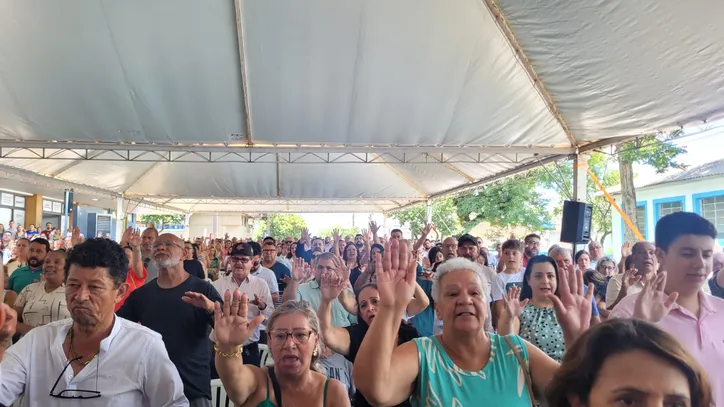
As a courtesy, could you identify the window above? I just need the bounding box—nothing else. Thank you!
[658,201,683,217]
[635,205,647,237]
[700,195,724,239]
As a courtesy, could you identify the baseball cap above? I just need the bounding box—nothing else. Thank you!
[229,243,254,257]
[457,234,478,247]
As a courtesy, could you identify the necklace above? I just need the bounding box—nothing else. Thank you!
[68,328,100,366]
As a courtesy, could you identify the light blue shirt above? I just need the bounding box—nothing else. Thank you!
[296,280,356,328]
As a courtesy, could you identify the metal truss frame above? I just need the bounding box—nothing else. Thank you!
[0,141,573,164]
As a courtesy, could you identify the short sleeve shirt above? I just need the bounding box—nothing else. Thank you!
[610,291,724,407]
[7,265,44,295]
[15,281,71,327]
[297,280,356,327]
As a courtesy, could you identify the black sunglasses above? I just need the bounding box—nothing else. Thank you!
[49,357,101,399]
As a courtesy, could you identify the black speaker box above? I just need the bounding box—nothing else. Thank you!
[560,200,593,243]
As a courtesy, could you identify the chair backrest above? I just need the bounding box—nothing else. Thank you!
[210,378,233,407]
[259,343,274,366]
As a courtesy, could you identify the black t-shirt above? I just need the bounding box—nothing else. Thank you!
[344,322,420,407]
[268,261,291,292]
[184,259,205,280]
[117,275,223,401]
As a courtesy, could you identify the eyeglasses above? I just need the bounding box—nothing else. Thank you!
[49,357,101,399]
[269,330,314,345]
[229,257,251,264]
[262,249,277,253]
[152,241,183,250]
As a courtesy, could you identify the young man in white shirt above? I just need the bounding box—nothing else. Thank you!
[0,238,187,406]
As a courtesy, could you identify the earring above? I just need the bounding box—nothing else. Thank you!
[313,348,318,357]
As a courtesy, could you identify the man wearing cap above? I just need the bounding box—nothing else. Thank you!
[210,242,272,367]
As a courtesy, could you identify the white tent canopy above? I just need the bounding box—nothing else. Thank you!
[1,0,723,214]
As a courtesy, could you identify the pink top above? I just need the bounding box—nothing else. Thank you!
[611,291,724,406]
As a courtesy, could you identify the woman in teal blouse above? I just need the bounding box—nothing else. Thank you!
[353,240,595,407]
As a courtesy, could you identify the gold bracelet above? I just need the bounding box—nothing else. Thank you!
[214,344,243,358]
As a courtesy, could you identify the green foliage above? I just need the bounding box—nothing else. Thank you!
[254,214,307,240]
[318,226,361,239]
[536,152,620,242]
[138,214,186,231]
[617,130,686,173]
[391,197,462,238]
[454,173,550,237]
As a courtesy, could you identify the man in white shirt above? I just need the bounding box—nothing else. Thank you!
[247,242,280,305]
[0,238,187,407]
[208,242,272,367]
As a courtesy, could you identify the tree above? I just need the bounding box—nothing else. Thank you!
[617,130,686,243]
[318,226,361,239]
[536,152,621,243]
[455,173,551,238]
[138,214,186,232]
[254,213,307,240]
[390,197,462,238]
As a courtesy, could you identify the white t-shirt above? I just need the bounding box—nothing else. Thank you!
[491,269,525,301]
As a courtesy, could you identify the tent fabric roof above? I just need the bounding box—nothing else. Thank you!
[1,0,723,214]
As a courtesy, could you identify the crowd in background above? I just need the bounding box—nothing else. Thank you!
[0,212,721,406]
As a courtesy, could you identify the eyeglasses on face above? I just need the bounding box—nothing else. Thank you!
[269,329,314,345]
[49,357,101,399]
[229,257,251,264]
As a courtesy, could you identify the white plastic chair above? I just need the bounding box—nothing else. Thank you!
[259,343,274,366]
[210,378,233,407]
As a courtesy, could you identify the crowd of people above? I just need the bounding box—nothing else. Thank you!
[0,211,721,406]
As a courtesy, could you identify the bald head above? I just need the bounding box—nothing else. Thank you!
[153,233,186,269]
[441,237,458,260]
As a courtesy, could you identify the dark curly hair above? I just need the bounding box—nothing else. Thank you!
[65,238,128,287]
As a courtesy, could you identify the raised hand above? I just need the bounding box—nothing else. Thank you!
[301,228,310,243]
[369,221,380,235]
[70,226,83,246]
[292,257,309,282]
[214,289,265,351]
[621,267,641,292]
[502,286,528,319]
[121,227,133,245]
[320,270,346,302]
[249,294,266,310]
[331,253,351,281]
[332,228,341,243]
[633,271,678,323]
[182,291,214,313]
[377,240,417,308]
[548,263,593,344]
[421,223,434,237]
[129,229,142,250]
[621,241,632,258]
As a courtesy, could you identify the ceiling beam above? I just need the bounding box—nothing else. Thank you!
[233,0,253,145]
[0,140,576,155]
[482,0,578,147]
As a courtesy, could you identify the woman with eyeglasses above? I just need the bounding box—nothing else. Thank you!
[214,292,351,406]
[546,318,713,407]
[583,257,616,319]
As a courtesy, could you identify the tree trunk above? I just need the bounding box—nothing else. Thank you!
[599,230,611,245]
[618,153,639,243]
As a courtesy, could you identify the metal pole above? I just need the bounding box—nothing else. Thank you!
[115,197,124,242]
[425,199,433,224]
[572,154,590,252]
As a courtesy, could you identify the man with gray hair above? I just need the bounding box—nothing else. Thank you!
[118,233,223,407]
